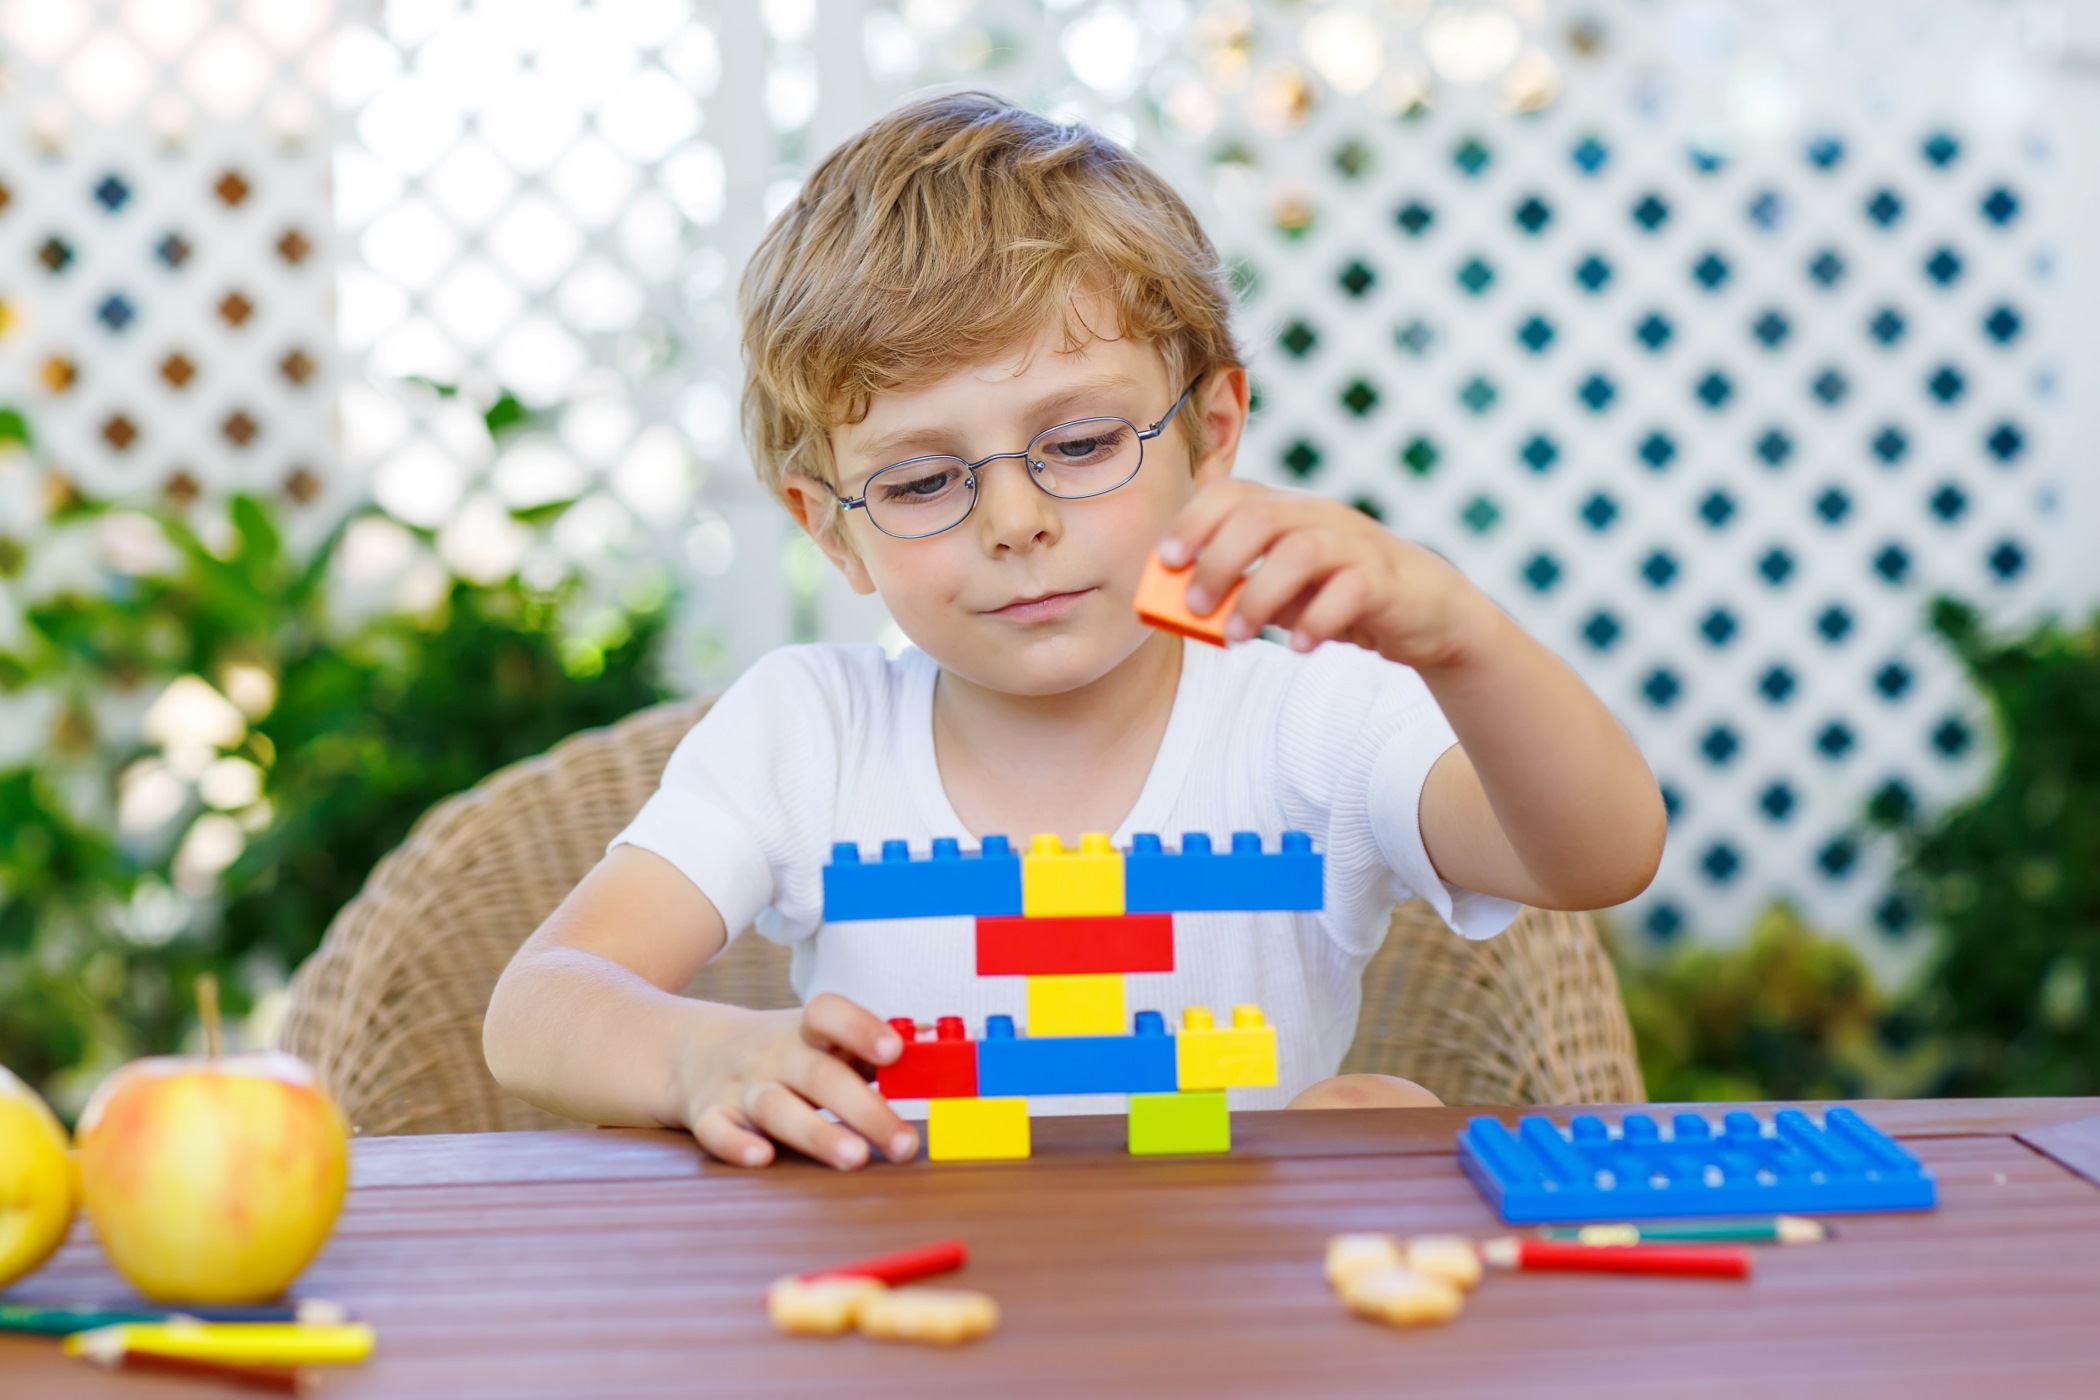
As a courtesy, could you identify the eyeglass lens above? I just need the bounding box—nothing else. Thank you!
[862,417,1143,538]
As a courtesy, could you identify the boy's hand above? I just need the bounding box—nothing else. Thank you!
[1157,480,1489,668]
[676,993,920,1170]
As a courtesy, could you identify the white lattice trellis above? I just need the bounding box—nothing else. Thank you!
[0,0,336,519]
[4,0,2079,966]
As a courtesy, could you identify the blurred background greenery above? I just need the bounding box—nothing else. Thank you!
[3,384,2095,1118]
[1,399,670,1118]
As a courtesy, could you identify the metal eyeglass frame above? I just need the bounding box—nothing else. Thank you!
[829,377,1203,540]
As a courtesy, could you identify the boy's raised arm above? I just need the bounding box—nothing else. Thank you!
[1163,478,1665,913]
[483,845,919,1169]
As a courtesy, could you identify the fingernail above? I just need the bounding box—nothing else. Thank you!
[1184,584,1212,614]
[1291,630,1313,653]
[1225,615,1254,642]
[874,1032,901,1061]
[891,1131,919,1161]
[742,1145,766,1167]
[836,1138,868,1168]
[1157,539,1187,566]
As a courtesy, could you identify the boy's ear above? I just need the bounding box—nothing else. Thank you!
[1191,365,1251,487]
[781,472,878,595]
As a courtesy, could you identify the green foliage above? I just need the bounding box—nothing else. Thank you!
[1,438,671,1114]
[1614,904,1941,1103]
[1872,599,2100,1095]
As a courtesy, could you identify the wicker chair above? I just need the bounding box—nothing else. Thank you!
[280,698,1644,1136]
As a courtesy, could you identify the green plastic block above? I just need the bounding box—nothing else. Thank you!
[1128,1090,1230,1155]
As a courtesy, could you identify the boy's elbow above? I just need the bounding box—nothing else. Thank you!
[1582,790,1667,909]
[481,961,535,1096]
[1534,791,1666,911]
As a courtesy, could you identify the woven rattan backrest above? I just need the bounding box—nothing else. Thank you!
[280,698,1642,1134]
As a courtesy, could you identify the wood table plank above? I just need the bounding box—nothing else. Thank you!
[6,1101,2098,1398]
[2019,1114,2100,1190]
[341,1096,2100,1189]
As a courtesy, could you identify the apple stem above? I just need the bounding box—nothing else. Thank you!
[197,973,223,1059]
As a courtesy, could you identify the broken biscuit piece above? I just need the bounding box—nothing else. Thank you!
[1339,1266,1464,1328]
[857,1287,1000,1345]
[766,1275,887,1335]
[1405,1236,1484,1291]
[1325,1232,1404,1291]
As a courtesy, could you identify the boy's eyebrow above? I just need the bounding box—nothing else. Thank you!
[848,374,1147,467]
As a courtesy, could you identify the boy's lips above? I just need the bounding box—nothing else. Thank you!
[983,587,1095,622]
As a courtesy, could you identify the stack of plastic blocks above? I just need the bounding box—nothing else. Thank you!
[822,831,1322,1161]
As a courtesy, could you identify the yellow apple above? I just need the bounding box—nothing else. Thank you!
[76,1049,349,1303]
[0,1063,77,1288]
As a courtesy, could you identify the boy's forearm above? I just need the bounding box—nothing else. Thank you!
[1415,597,1666,910]
[484,947,772,1130]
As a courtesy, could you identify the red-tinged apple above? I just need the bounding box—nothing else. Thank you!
[0,1063,77,1288]
[76,1049,349,1303]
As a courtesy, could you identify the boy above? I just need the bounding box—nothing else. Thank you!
[484,92,1664,1170]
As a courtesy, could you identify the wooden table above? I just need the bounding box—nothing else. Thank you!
[7,1099,2100,1397]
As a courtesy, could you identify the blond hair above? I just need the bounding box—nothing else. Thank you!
[739,90,1242,504]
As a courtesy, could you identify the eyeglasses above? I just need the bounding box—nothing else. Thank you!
[831,378,1202,540]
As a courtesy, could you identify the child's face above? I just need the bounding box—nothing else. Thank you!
[786,308,1246,697]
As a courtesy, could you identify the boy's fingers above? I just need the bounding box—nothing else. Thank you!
[691,1102,774,1169]
[1185,492,1292,601]
[792,1048,921,1164]
[802,991,903,1066]
[1283,570,1371,652]
[743,1080,873,1171]
[1223,533,1334,637]
[1156,478,1254,569]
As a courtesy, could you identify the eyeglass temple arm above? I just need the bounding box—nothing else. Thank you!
[1140,377,1205,440]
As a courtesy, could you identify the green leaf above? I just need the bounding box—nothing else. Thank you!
[508,498,579,526]
[0,406,32,449]
[483,391,541,439]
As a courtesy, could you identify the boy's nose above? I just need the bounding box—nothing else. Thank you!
[973,458,1061,554]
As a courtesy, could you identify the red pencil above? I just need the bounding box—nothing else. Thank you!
[801,1237,968,1286]
[1482,1238,1752,1279]
[88,1348,306,1393]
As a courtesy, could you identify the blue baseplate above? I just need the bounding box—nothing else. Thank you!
[1457,1107,1937,1223]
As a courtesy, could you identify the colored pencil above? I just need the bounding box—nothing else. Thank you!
[64,1321,377,1366]
[802,1237,968,1285]
[1538,1217,1829,1246]
[1483,1238,1752,1279]
[73,1336,307,1394]
[1,1300,345,1334]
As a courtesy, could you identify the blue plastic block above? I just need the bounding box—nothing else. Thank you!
[975,1011,1178,1096]
[823,836,1023,921]
[1457,1107,1938,1224]
[1124,832,1323,913]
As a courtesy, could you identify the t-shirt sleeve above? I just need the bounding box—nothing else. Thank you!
[607,646,847,944]
[1276,645,1521,947]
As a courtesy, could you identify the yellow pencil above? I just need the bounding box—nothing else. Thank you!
[65,1321,376,1367]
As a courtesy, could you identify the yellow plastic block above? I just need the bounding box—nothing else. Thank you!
[1176,1005,1278,1090]
[927,1097,1031,1161]
[1022,832,1124,917]
[1026,973,1127,1037]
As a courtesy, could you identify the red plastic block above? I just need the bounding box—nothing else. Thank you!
[876,1016,978,1099]
[975,913,1175,975]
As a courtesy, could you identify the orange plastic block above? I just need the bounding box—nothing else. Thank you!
[1134,552,1245,647]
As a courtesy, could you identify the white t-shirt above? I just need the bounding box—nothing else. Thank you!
[611,637,1518,1112]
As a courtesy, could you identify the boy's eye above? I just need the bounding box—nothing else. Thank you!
[877,462,967,501]
[1036,423,1129,464]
